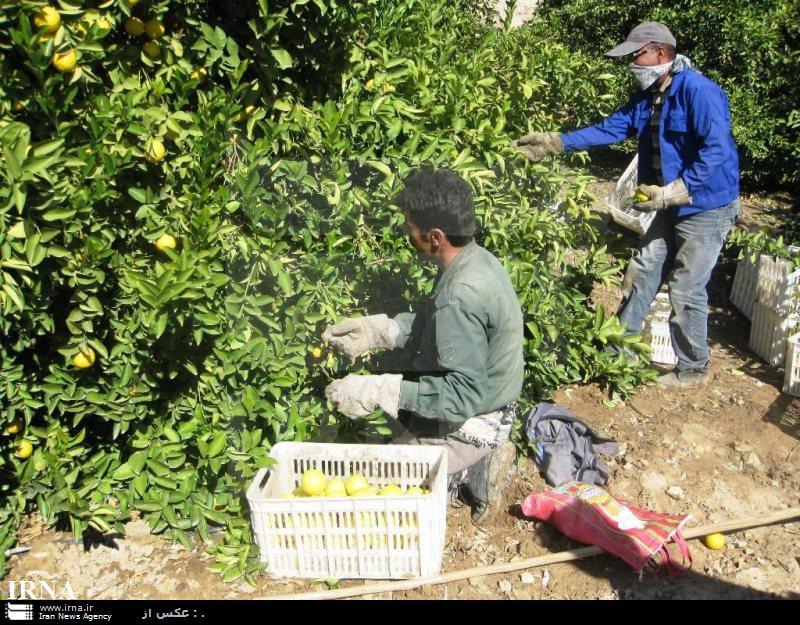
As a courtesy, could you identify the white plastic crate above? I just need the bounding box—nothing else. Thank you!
[730,252,762,320]
[246,442,447,580]
[755,254,800,316]
[749,301,798,367]
[643,292,677,365]
[648,319,678,365]
[783,333,800,396]
[606,155,656,235]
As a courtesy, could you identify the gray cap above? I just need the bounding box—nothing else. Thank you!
[605,22,677,57]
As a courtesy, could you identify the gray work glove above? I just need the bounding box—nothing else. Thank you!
[321,314,401,361]
[325,373,403,419]
[509,131,564,161]
[634,179,692,212]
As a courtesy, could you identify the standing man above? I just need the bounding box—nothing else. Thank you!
[512,22,740,389]
[323,169,524,524]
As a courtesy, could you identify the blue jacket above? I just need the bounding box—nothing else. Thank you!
[560,68,739,217]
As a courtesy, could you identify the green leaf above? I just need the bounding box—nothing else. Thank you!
[270,48,292,69]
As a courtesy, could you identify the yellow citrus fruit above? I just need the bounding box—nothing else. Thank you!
[324,477,347,497]
[378,484,404,496]
[311,346,324,358]
[300,469,327,496]
[15,440,33,460]
[350,487,373,497]
[292,486,304,497]
[406,486,424,496]
[155,233,176,251]
[125,17,145,36]
[345,473,369,496]
[704,533,725,550]
[72,346,96,369]
[145,18,165,40]
[3,420,23,436]
[142,41,161,59]
[236,105,257,121]
[190,67,207,81]
[145,139,166,162]
[635,190,650,202]
[12,101,25,112]
[34,6,61,34]
[53,49,77,73]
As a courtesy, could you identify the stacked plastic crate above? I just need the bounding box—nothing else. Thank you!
[645,292,677,365]
[729,251,762,320]
[748,253,800,379]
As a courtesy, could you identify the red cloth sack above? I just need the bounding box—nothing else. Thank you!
[522,481,692,574]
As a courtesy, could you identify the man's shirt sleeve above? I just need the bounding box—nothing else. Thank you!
[561,96,639,152]
[391,312,417,350]
[398,287,489,425]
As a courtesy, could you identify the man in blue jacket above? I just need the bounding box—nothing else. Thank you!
[513,22,740,389]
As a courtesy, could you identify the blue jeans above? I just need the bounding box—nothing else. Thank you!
[616,200,740,371]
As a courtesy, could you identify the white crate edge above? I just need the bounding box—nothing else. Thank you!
[749,302,798,367]
[246,442,448,580]
[606,155,656,235]
[730,253,761,320]
[756,254,800,315]
[783,332,800,396]
[648,319,678,365]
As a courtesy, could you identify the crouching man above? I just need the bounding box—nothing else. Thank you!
[323,169,524,524]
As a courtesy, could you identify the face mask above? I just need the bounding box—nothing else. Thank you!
[628,60,673,90]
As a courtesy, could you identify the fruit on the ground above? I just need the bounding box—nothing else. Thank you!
[345,473,369,496]
[53,49,77,73]
[34,6,61,34]
[15,441,33,460]
[155,234,176,251]
[72,346,96,369]
[145,18,165,40]
[704,533,725,550]
[125,17,145,36]
[300,469,327,496]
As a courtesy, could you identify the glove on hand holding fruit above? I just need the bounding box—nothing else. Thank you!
[510,131,564,161]
[325,373,402,419]
[633,179,692,212]
[321,314,401,361]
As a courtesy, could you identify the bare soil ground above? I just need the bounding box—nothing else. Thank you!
[7,159,800,600]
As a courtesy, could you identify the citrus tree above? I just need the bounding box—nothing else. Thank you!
[1,0,649,582]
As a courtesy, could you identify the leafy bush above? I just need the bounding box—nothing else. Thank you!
[533,0,800,188]
[0,0,651,581]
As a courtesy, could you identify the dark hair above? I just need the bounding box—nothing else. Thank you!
[395,169,475,246]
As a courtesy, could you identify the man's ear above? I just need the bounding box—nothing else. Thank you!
[428,228,447,247]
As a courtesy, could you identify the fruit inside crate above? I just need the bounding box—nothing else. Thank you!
[606,155,656,235]
[246,442,448,579]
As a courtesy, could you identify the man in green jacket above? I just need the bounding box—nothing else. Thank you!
[324,169,524,524]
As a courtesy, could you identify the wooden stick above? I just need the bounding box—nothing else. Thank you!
[262,506,800,601]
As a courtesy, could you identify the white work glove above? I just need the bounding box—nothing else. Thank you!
[509,131,564,161]
[325,374,403,419]
[321,314,401,361]
[634,179,692,212]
